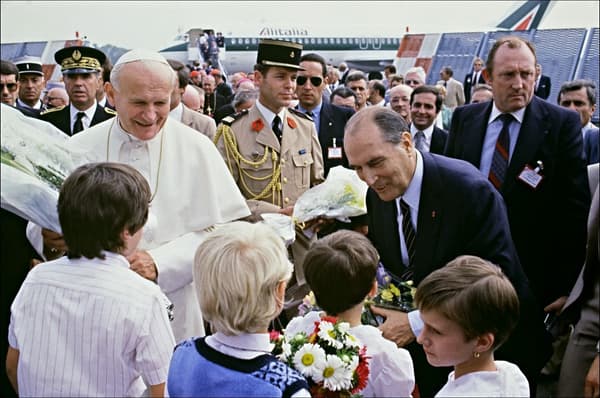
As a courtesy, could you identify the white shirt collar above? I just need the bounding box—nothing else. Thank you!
[256,99,285,126]
[410,123,434,140]
[396,149,423,216]
[488,102,525,125]
[70,102,98,127]
[169,102,184,122]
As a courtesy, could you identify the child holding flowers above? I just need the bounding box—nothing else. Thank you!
[285,230,415,397]
[414,255,529,397]
[167,221,310,397]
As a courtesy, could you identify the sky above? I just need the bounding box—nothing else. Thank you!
[1,0,599,51]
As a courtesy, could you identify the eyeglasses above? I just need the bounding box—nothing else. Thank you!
[296,76,323,87]
[405,80,421,85]
[0,83,17,92]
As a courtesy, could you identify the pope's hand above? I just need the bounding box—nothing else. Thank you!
[370,306,415,347]
[128,250,158,282]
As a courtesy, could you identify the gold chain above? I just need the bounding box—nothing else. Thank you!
[214,124,282,205]
[106,118,164,202]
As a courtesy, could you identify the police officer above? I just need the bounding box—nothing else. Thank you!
[14,56,45,116]
[40,46,115,136]
[214,39,324,320]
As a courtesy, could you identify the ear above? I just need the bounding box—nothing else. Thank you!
[275,280,287,311]
[400,130,414,151]
[254,70,264,86]
[367,279,378,299]
[474,332,495,354]
[482,69,491,84]
[106,82,116,105]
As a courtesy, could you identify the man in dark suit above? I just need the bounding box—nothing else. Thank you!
[534,63,552,100]
[463,57,486,104]
[295,53,354,177]
[39,46,115,136]
[445,36,591,313]
[409,85,448,154]
[344,107,551,397]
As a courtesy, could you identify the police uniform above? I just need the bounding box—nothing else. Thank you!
[14,56,45,116]
[39,46,115,136]
[214,39,324,319]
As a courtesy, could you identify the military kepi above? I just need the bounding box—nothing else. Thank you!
[14,56,43,76]
[256,39,303,70]
[54,46,106,75]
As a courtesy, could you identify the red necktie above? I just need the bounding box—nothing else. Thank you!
[488,114,513,190]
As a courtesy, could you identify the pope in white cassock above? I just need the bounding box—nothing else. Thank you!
[28,50,250,342]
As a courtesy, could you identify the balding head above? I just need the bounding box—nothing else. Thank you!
[182,84,203,112]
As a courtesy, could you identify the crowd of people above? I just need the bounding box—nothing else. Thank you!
[1,34,598,398]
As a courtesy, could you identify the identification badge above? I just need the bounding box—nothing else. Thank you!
[328,137,342,159]
[518,163,544,189]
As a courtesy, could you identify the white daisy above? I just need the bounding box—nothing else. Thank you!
[280,342,292,361]
[293,343,326,378]
[315,354,354,391]
[317,321,343,349]
[345,332,361,349]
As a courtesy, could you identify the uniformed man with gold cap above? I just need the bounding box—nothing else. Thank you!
[214,38,325,320]
[40,46,115,136]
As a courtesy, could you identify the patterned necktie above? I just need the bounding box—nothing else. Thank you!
[272,115,282,142]
[73,111,86,135]
[488,113,513,190]
[400,199,416,281]
[414,131,426,152]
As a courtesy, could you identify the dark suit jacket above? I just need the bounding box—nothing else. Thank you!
[317,102,355,176]
[463,70,486,103]
[583,125,599,164]
[445,97,591,308]
[367,152,551,395]
[410,124,448,155]
[204,92,227,117]
[39,104,115,136]
[535,74,552,99]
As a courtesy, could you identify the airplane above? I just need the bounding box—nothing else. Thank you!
[158,0,555,75]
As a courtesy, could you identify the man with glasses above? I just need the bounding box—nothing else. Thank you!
[463,57,486,104]
[345,71,369,111]
[404,66,426,89]
[1,60,21,107]
[296,53,354,176]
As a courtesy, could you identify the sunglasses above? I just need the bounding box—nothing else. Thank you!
[0,83,18,92]
[297,76,323,86]
[405,80,421,85]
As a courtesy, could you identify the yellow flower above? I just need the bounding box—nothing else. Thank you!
[381,289,394,302]
[389,283,401,297]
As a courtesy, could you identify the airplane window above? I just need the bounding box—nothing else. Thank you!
[252,38,257,44]
[342,38,347,44]
[310,38,315,44]
[317,38,322,44]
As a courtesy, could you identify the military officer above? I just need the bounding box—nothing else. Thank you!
[40,46,115,136]
[214,39,325,320]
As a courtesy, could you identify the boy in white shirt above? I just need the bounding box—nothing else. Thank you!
[415,255,529,397]
[286,230,415,397]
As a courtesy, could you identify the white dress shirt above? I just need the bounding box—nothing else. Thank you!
[69,102,98,132]
[411,123,434,153]
[8,252,175,397]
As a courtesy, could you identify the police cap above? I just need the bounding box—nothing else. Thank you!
[54,46,106,75]
[256,39,303,70]
[14,56,43,76]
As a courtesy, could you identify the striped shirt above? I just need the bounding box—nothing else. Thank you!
[8,252,175,397]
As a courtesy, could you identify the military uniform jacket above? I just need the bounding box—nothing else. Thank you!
[215,105,324,216]
[39,104,116,136]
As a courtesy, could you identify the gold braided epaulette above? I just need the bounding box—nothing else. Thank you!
[220,108,249,126]
[104,107,117,115]
[40,105,66,115]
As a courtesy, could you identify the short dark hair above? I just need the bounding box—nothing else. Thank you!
[368,71,383,81]
[370,80,386,98]
[330,86,357,105]
[300,53,327,77]
[304,230,378,315]
[415,255,520,350]
[101,57,112,84]
[486,36,537,76]
[58,162,150,260]
[441,66,453,77]
[1,59,19,78]
[557,79,596,106]
[346,71,367,85]
[167,59,189,89]
[411,85,443,113]
[384,65,397,74]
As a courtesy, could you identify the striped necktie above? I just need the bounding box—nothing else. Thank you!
[400,199,416,281]
[488,113,513,190]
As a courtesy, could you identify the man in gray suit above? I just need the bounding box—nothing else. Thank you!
[167,59,216,140]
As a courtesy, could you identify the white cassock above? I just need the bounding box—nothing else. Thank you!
[28,117,250,342]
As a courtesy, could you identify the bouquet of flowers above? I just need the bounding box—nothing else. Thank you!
[366,264,416,315]
[293,166,367,224]
[1,104,91,232]
[273,316,370,398]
